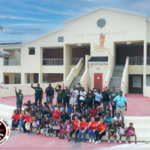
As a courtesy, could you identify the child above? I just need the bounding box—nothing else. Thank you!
[104,105,111,116]
[43,118,49,136]
[126,123,137,144]
[82,105,90,116]
[118,123,126,143]
[32,103,37,111]
[114,113,122,127]
[59,103,65,113]
[19,110,24,130]
[48,119,53,136]
[50,103,55,110]
[23,100,32,111]
[47,109,52,119]
[37,110,43,125]
[103,114,112,127]
[30,117,39,135]
[90,105,97,117]
[108,123,117,143]
[95,113,100,122]
[59,120,67,139]
[56,120,61,137]
[52,120,57,137]
[97,107,104,117]
[65,120,72,138]
[67,104,73,114]
[86,114,91,123]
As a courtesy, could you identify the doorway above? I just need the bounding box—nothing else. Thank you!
[129,75,143,94]
[94,73,103,92]
[4,76,9,84]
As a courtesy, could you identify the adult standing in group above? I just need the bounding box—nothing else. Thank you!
[55,84,63,106]
[102,87,110,111]
[113,91,127,122]
[109,87,118,118]
[94,89,103,107]
[31,82,43,106]
[85,90,94,108]
[76,83,82,105]
[78,87,86,107]
[70,86,78,106]
[45,83,54,105]
[62,84,70,108]
[14,86,23,112]
[95,118,107,144]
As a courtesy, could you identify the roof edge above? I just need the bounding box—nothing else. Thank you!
[63,6,149,24]
[22,27,64,45]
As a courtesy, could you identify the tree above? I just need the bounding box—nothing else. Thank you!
[0,26,3,31]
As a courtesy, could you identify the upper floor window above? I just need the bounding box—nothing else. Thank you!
[29,47,35,55]
[58,36,64,42]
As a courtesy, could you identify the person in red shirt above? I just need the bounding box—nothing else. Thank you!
[11,109,20,130]
[95,118,107,144]
[22,111,33,133]
[88,117,97,143]
[68,114,80,143]
[78,118,89,142]
[90,105,97,117]
[50,106,61,120]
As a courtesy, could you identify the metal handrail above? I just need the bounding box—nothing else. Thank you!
[129,57,150,65]
[3,59,21,66]
[43,58,63,65]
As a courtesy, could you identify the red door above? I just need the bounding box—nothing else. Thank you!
[94,73,103,92]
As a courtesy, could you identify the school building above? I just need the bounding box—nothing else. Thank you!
[0,6,150,98]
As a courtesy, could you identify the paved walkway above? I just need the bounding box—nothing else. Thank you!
[0,93,150,116]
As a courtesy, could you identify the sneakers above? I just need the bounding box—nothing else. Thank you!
[119,140,122,143]
[30,133,33,135]
[92,139,95,143]
[68,139,71,142]
[135,141,137,144]
[95,141,98,144]
[37,132,40,135]
[59,136,62,139]
[128,141,131,144]
[53,134,56,137]
[126,141,128,144]
[108,140,110,143]
[43,133,45,136]
[34,133,36,135]
[114,140,116,143]
[98,140,101,143]
[89,139,91,143]
[46,133,49,137]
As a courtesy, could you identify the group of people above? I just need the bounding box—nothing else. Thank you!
[11,82,137,144]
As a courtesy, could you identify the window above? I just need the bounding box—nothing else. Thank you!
[133,76,141,88]
[58,36,64,42]
[146,76,150,86]
[29,47,35,55]
[27,73,30,83]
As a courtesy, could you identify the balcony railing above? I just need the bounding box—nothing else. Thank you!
[129,57,150,65]
[3,59,21,66]
[70,58,81,65]
[43,58,63,65]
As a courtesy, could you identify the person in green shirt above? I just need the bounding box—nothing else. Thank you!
[62,84,70,108]
[108,123,117,143]
[104,105,111,116]
[31,82,43,106]
[14,86,23,112]
[109,86,118,118]
[55,84,63,106]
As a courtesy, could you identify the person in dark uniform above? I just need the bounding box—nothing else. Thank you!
[62,84,70,108]
[55,84,63,106]
[31,82,43,106]
[45,83,54,105]
[76,83,82,107]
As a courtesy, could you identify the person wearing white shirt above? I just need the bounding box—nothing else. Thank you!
[78,87,86,107]
[71,86,79,106]
[113,113,122,127]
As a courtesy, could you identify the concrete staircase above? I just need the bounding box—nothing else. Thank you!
[0,103,150,142]
[69,66,85,90]
[109,65,124,92]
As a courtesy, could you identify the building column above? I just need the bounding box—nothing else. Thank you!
[0,48,4,82]
[21,73,25,84]
[143,21,148,87]
[39,47,43,84]
[89,63,92,89]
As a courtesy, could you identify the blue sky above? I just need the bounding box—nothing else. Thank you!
[0,0,150,43]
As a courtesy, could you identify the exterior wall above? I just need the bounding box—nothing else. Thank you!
[3,73,15,84]
[91,64,108,88]
[129,66,150,74]
[0,48,4,82]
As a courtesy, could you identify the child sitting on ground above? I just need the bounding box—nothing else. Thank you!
[48,119,53,136]
[108,123,117,143]
[118,123,127,143]
[23,100,32,111]
[30,117,39,135]
[43,118,49,136]
[104,105,111,116]
[52,120,57,137]
[65,120,72,138]
[103,113,112,127]
[59,120,67,139]
[126,122,137,144]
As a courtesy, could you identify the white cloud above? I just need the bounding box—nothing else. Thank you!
[0,15,51,21]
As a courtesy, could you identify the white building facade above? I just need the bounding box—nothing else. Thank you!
[0,7,150,97]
